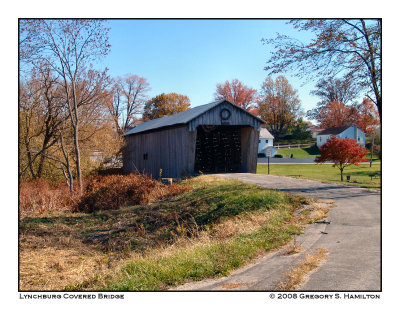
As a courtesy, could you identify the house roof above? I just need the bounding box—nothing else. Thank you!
[261,145,276,151]
[307,126,323,133]
[317,126,351,136]
[259,128,274,139]
[123,99,265,136]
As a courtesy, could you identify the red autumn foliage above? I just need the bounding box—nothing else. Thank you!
[315,136,368,181]
[316,100,352,128]
[19,179,79,217]
[19,174,190,216]
[214,79,258,111]
[316,99,380,133]
[353,98,380,134]
[247,106,260,116]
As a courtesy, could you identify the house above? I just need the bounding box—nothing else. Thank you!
[316,125,366,147]
[123,99,265,178]
[257,128,277,157]
[307,125,323,139]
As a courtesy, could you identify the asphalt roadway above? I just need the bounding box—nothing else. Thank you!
[258,157,318,164]
[174,173,381,291]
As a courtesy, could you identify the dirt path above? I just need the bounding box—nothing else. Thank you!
[174,173,381,291]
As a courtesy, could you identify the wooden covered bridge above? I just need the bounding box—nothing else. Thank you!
[123,99,265,178]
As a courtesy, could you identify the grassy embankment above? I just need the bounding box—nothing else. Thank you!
[257,163,381,190]
[20,176,325,291]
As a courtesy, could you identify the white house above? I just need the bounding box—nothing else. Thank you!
[316,125,366,147]
[258,128,277,157]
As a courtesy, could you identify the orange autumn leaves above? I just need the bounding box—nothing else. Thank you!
[316,98,379,134]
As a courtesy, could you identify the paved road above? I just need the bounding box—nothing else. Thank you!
[175,173,381,291]
[258,157,318,164]
[257,157,380,164]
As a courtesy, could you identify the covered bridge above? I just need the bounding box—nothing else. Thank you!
[123,99,265,178]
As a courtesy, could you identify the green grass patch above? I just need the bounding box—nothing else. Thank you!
[365,152,380,161]
[257,163,381,189]
[277,145,320,158]
[275,139,315,145]
[103,223,301,291]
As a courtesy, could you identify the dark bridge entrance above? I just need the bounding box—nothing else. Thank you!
[194,125,241,173]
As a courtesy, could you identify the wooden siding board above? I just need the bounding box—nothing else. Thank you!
[186,130,197,175]
[123,125,192,178]
[189,102,261,132]
[248,128,259,173]
[240,127,251,172]
[239,126,259,173]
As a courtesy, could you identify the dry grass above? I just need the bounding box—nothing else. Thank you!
[320,199,335,205]
[19,206,287,290]
[19,175,323,291]
[20,242,106,290]
[220,283,247,289]
[19,179,79,217]
[308,203,330,223]
[209,210,279,239]
[45,210,283,291]
[276,248,329,291]
[295,202,330,225]
[284,242,302,256]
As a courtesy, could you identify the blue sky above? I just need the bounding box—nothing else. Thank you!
[102,19,319,119]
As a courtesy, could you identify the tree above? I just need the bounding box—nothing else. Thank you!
[315,136,368,181]
[19,65,66,179]
[20,19,111,193]
[307,76,360,120]
[311,76,360,105]
[311,98,380,132]
[257,76,301,140]
[143,93,191,120]
[263,19,381,120]
[314,100,354,128]
[290,118,312,140]
[107,74,150,134]
[214,79,258,111]
[352,98,380,134]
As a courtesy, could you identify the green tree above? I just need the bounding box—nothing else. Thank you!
[291,119,312,140]
[143,93,191,120]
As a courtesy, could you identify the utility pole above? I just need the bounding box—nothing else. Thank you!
[370,129,376,168]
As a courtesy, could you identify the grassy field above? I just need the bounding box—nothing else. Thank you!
[20,175,325,291]
[257,163,381,189]
[277,145,320,158]
[276,145,380,161]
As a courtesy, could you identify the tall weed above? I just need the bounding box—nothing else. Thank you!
[19,174,189,216]
[19,179,77,216]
